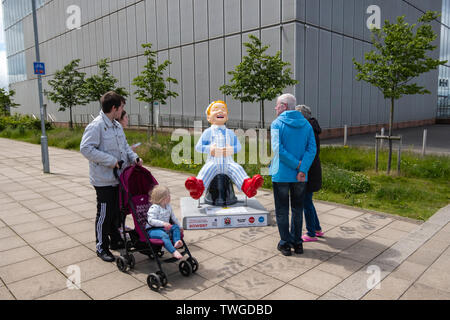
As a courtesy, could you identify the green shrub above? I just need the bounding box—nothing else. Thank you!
[374,184,431,202]
[401,156,450,180]
[0,114,53,132]
[323,165,371,194]
[321,146,372,172]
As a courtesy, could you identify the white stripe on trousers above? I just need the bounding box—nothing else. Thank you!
[198,159,248,190]
[96,203,106,253]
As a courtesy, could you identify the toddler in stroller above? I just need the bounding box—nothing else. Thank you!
[146,186,184,260]
[115,163,199,291]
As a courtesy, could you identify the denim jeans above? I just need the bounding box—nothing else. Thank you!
[147,224,181,254]
[303,192,322,237]
[273,182,306,246]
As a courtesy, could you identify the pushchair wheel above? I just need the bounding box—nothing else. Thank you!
[157,251,164,258]
[116,256,128,272]
[125,241,133,251]
[156,271,168,287]
[187,257,199,273]
[126,254,135,269]
[147,273,161,291]
[179,260,193,277]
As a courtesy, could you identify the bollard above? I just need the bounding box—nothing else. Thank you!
[344,125,348,146]
[397,137,402,174]
[380,128,385,149]
[422,129,428,157]
[375,137,379,173]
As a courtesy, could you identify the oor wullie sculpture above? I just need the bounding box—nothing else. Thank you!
[185,101,264,200]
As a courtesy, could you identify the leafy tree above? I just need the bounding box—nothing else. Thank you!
[83,58,129,108]
[220,34,298,128]
[0,88,19,116]
[132,43,178,135]
[45,59,88,129]
[354,11,446,173]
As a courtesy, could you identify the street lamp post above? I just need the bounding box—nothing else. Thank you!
[31,0,50,173]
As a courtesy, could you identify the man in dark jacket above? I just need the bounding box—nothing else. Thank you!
[296,105,324,242]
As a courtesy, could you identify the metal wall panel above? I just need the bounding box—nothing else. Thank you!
[168,0,181,47]
[224,0,240,35]
[135,1,146,54]
[181,45,196,117]
[330,33,343,128]
[118,9,128,59]
[294,23,305,105]
[146,0,158,49]
[209,38,225,102]
[126,5,137,57]
[305,26,319,119]
[156,0,169,50]
[128,57,139,116]
[282,0,297,22]
[332,0,344,33]
[195,42,209,118]
[242,0,259,32]
[180,0,194,45]
[223,0,241,34]
[320,0,333,30]
[224,35,242,121]
[208,0,224,38]
[342,37,354,127]
[261,0,280,27]
[318,29,331,128]
[194,0,208,41]
[352,40,363,126]
[343,0,354,36]
[306,0,319,25]
[169,48,182,115]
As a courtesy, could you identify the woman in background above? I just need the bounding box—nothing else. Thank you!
[296,105,324,242]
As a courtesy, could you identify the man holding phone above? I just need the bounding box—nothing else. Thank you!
[81,91,143,262]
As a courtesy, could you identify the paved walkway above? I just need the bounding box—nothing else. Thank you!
[0,138,449,300]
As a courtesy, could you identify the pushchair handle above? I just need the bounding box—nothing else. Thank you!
[113,160,125,180]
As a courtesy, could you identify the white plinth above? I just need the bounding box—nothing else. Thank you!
[181,196,269,230]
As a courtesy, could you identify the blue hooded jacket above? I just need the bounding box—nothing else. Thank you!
[269,110,317,183]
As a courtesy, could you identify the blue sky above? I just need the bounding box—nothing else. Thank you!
[0,3,8,90]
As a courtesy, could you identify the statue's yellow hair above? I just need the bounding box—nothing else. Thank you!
[206,101,227,116]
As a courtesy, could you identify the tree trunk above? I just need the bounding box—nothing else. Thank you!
[69,106,73,130]
[260,100,265,129]
[150,101,155,138]
[387,97,394,174]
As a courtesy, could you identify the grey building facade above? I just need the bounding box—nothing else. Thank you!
[2,0,446,132]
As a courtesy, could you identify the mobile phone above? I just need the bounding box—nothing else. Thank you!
[132,142,141,148]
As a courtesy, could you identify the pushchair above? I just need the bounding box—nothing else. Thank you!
[113,161,199,291]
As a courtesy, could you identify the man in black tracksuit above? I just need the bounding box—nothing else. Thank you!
[80,92,142,262]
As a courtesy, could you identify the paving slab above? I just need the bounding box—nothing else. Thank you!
[263,284,319,300]
[7,270,69,300]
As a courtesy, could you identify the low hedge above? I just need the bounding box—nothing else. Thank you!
[322,165,371,194]
[0,114,53,131]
